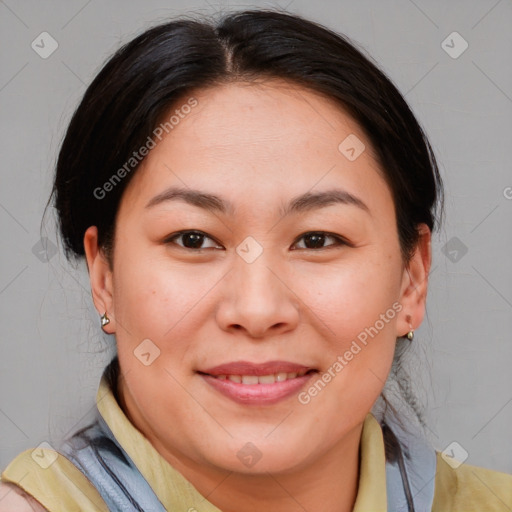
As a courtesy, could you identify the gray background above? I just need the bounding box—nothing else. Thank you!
[1,0,511,475]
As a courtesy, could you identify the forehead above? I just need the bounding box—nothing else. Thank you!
[172,79,370,158]
[120,79,391,217]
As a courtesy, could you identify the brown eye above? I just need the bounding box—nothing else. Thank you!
[293,232,347,250]
[165,231,222,250]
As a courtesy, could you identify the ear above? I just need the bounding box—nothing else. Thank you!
[397,223,432,337]
[83,226,115,334]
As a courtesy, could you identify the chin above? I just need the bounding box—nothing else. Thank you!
[220,454,306,476]
[203,437,314,475]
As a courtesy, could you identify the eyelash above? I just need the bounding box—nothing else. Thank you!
[164,230,350,251]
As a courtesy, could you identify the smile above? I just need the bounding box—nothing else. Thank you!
[198,361,318,405]
[210,369,311,384]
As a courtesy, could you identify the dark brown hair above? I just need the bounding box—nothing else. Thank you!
[47,9,442,266]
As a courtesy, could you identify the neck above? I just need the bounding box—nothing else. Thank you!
[186,423,363,512]
[140,410,362,512]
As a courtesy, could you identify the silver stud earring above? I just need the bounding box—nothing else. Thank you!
[100,311,110,328]
[405,314,414,341]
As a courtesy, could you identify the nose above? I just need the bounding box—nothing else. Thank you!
[216,253,300,339]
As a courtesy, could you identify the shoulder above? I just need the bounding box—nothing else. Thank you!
[0,481,47,511]
[433,451,512,511]
[1,447,109,512]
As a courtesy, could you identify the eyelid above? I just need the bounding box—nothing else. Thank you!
[164,230,350,251]
[164,230,223,250]
[291,231,350,250]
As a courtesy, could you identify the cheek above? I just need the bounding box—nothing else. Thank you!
[297,262,399,411]
[292,250,402,343]
[112,247,220,346]
[112,256,167,336]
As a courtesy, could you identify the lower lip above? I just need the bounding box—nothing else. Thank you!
[200,372,317,405]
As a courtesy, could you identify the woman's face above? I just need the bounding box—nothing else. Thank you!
[85,79,430,475]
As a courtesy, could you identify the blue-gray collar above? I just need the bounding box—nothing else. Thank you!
[382,410,437,511]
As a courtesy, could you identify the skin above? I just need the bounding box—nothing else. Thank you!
[0,482,47,511]
[83,80,431,512]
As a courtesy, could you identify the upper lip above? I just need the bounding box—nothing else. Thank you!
[199,360,315,376]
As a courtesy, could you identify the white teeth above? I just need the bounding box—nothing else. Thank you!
[216,370,310,384]
[241,375,259,385]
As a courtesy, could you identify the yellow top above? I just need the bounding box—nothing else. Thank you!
[2,369,512,511]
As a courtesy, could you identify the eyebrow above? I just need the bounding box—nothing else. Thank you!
[145,186,370,217]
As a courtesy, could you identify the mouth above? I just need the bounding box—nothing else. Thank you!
[201,367,314,384]
[197,361,319,405]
